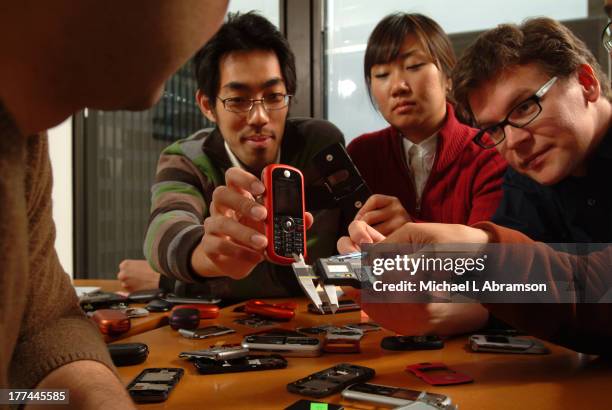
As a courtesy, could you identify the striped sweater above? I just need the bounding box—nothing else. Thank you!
[144,117,345,302]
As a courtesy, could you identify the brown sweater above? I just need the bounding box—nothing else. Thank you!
[0,106,114,390]
[474,221,612,355]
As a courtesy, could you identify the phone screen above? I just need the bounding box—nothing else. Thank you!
[485,335,510,344]
[273,169,302,217]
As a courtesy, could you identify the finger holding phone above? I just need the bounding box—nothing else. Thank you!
[190,167,313,279]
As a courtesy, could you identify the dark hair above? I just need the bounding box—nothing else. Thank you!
[364,13,456,104]
[453,17,612,125]
[193,11,296,104]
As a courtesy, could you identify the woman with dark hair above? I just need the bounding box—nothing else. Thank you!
[340,13,507,336]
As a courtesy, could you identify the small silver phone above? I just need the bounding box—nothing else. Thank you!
[469,334,549,354]
[241,335,322,357]
[341,382,453,409]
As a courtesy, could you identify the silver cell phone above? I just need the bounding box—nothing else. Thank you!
[120,307,150,318]
[469,334,550,354]
[179,345,249,361]
[341,382,453,409]
[241,335,322,357]
[178,325,236,339]
[325,327,363,341]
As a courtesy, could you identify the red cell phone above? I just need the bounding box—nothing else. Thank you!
[261,164,306,264]
[91,309,131,336]
[244,300,296,320]
[171,304,219,319]
[405,362,473,386]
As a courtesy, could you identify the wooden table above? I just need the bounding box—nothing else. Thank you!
[74,279,169,341]
[112,298,612,409]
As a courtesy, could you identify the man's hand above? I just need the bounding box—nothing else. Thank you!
[191,167,313,279]
[385,222,491,245]
[354,194,412,236]
[116,260,160,292]
[337,220,386,254]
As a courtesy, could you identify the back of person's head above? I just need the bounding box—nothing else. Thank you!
[363,13,456,104]
[453,17,612,125]
[193,11,296,104]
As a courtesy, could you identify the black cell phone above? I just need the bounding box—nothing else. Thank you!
[193,354,287,374]
[162,294,221,305]
[285,399,344,410]
[380,335,444,351]
[80,292,128,312]
[126,368,184,403]
[127,288,165,303]
[307,299,360,315]
[108,343,149,367]
[262,164,306,265]
[287,363,375,398]
[145,298,173,312]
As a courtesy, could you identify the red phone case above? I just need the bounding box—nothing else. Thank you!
[405,362,473,386]
[171,304,219,319]
[92,309,131,335]
[244,300,296,320]
[261,164,306,264]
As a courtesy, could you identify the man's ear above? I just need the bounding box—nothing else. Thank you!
[577,64,600,103]
[196,89,217,123]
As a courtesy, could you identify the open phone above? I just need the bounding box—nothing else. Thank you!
[178,325,236,339]
[193,354,287,374]
[127,368,183,403]
[469,334,550,354]
[287,363,375,398]
[242,335,322,357]
[341,382,452,408]
[406,362,473,386]
[262,164,306,264]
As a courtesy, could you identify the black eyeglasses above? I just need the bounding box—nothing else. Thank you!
[602,21,612,52]
[217,93,292,113]
[473,76,558,149]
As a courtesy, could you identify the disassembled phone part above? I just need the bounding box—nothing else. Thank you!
[292,252,370,314]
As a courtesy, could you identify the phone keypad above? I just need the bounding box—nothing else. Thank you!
[273,216,304,256]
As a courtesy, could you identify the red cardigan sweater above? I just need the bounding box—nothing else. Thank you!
[347,104,507,225]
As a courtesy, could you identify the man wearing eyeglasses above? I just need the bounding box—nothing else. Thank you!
[142,12,344,303]
[339,17,612,354]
